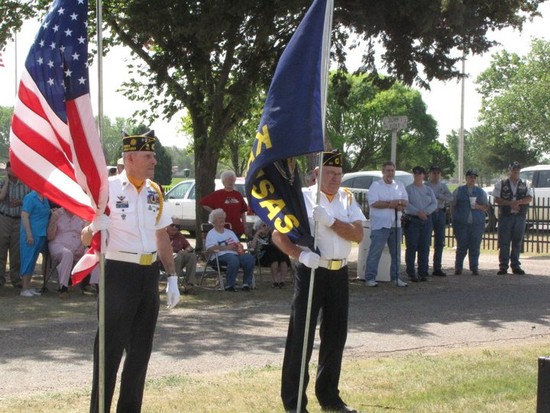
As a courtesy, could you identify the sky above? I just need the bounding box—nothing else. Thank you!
[1,3,549,149]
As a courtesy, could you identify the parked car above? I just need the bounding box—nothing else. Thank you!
[483,164,550,230]
[163,177,258,237]
[341,170,414,195]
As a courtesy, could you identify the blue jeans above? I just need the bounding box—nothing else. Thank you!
[218,253,255,287]
[430,210,447,271]
[404,216,433,277]
[498,214,526,270]
[453,223,484,271]
[365,227,402,282]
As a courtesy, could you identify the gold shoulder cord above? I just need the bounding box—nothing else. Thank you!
[343,188,353,206]
[150,181,164,225]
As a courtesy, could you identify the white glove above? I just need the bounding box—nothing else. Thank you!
[299,250,320,269]
[313,205,335,227]
[89,214,110,232]
[166,275,181,309]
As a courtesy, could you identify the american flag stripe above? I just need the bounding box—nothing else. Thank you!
[11,69,100,219]
[0,51,4,67]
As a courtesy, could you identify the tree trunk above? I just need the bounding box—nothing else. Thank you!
[193,134,220,251]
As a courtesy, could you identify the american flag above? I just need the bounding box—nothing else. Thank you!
[9,0,108,283]
[0,51,4,67]
[9,0,107,221]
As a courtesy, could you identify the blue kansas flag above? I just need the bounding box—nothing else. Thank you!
[245,0,330,246]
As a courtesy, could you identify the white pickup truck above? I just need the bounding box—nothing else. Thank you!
[163,177,259,237]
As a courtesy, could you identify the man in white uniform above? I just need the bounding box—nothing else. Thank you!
[83,130,180,413]
[273,151,365,413]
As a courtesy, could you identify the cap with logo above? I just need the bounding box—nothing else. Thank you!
[122,130,156,152]
[322,150,342,167]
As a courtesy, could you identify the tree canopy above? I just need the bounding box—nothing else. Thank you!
[475,38,550,167]
[327,71,454,174]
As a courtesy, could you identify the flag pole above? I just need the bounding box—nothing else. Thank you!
[96,0,106,412]
[14,32,18,98]
[296,1,333,411]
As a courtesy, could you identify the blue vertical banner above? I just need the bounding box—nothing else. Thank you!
[245,0,331,246]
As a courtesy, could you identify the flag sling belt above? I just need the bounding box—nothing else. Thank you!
[105,251,158,266]
[318,258,347,271]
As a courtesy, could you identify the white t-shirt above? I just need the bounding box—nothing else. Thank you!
[368,179,408,230]
[205,227,240,258]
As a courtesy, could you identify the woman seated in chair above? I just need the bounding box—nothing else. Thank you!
[248,220,290,288]
[205,208,254,292]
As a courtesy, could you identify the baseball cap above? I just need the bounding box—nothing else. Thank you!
[466,169,478,177]
[508,161,521,170]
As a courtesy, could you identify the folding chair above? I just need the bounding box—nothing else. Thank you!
[197,223,227,290]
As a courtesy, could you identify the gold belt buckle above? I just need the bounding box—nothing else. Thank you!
[328,260,342,270]
[139,254,153,266]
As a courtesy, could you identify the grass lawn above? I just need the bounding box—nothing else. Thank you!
[0,340,545,412]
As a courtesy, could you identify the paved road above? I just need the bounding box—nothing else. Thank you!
[1,248,549,400]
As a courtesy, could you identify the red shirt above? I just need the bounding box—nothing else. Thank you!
[169,231,191,253]
[200,189,248,236]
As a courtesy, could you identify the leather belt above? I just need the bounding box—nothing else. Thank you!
[0,211,20,219]
[318,258,347,271]
[105,251,158,265]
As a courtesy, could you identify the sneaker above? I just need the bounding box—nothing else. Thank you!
[278,282,285,288]
[241,285,251,292]
[20,289,35,297]
[395,279,408,287]
[512,267,526,275]
[224,286,237,292]
[29,288,42,296]
[408,275,419,282]
[454,269,462,275]
[497,269,508,275]
[432,270,447,277]
[419,275,428,281]
[471,269,479,276]
[365,280,378,287]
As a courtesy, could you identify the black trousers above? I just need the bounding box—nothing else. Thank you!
[281,264,349,410]
[90,260,160,413]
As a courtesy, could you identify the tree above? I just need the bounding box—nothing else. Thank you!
[475,39,550,166]
[2,0,544,242]
[0,106,13,162]
[327,71,453,173]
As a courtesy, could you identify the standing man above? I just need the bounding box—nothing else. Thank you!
[451,169,489,276]
[0,161,30,288]
[425,165,453,276]
[273,151,365,413]
[364,161,409,287]
[494,161,532,275]
[404,166,437,282]
[82,131,181,413]
[200,170,249,238]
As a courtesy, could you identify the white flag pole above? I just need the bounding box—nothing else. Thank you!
[296,1,333,411]
[95,0,106,412]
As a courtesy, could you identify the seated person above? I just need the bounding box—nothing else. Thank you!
[166,222,197,294]
[204,208,254,292]
[47,207,86,298]
[248,220,290,288]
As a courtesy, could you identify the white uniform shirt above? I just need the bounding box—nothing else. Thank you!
[368,179,408,230]
[106,171,171,254]
[303,185,365,260]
